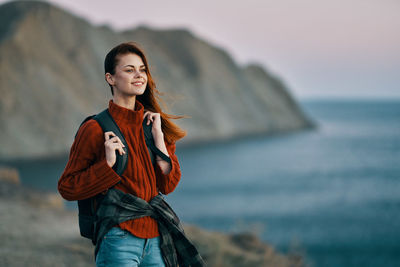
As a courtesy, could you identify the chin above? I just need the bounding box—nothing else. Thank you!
[137,87,146,95]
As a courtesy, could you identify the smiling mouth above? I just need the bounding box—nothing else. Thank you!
[132,82,144,86]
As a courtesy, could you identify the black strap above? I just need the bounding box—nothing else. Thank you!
[147,139,172,164]
[93,109,128,176]
[76,109,172,175]
[143,121,172,165]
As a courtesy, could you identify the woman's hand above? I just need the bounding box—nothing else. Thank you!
[143,110,172,174]
[143,111,163,138]
[104,131,126,167]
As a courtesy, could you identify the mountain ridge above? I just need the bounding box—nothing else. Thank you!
[0,0,315,159]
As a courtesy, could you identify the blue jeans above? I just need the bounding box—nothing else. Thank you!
[96,227,166,267]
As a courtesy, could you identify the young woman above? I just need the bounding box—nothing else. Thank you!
[58,42,188,266]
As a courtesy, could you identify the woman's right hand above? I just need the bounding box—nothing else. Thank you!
[104,131,126,167]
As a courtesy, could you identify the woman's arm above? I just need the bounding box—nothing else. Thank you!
[58,120,121,201]
[153,133,172,175]
[153,134,181,195]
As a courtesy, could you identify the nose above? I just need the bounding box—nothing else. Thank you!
[133,70,142,78]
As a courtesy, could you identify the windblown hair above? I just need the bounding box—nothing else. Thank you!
[104,41,188,144]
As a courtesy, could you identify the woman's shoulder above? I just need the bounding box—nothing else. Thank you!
[75,118,104,141]
[68,118,105,158]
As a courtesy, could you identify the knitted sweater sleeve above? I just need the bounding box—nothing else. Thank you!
[58,120,121,201]
[154,141,181,195]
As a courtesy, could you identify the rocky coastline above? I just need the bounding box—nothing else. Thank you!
[0,166,306,267]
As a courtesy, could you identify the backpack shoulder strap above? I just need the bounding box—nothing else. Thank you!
[93,109,128,176]
[75,109,128,243]
[142,120,172,165]
[74,109,170,175]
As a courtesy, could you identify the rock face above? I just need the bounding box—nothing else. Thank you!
[0,1,315,159]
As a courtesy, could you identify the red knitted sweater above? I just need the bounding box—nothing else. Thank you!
[58,99,181,238]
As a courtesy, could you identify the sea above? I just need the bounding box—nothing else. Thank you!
[3,99,400,267]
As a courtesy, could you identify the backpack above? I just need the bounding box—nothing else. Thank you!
[75,108,171,244]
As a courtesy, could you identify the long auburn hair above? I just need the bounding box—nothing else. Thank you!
[104,42,188,144]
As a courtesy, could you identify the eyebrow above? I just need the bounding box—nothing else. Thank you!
[123,64,146,68]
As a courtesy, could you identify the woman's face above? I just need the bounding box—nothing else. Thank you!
[106,53,148,97]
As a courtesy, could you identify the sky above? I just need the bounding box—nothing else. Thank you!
[2,0,399,100]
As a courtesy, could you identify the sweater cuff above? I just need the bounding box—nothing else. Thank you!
[155,158,180,194]
[92,158,122,191]
[156,158,174,176]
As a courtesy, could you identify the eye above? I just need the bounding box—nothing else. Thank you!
[140,69,146,72]
[126,69,133,73]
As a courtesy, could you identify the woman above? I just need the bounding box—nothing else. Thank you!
[58,42,188,266]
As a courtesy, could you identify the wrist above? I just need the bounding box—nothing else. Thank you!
[155,153,169,162]
[105,158,115,168]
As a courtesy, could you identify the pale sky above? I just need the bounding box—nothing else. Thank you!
[2,0,400,99]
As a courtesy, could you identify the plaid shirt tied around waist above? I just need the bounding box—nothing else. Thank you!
[93,188,206,267]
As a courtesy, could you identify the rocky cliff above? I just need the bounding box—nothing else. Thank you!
[0,1,315,159]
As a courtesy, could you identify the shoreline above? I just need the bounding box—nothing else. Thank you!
[0,166,306,267]
[0,124,316,163]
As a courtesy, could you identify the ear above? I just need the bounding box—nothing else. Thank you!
[105,73,115,86]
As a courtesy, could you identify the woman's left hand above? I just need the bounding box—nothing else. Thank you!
[143,111,163,137]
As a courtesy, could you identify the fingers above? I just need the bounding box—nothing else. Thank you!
[105,132,124,145]
[107,142,126,155]
[104,131,116,141]
[104,131,126,155]
[109,142,125,155]
[143,111,152,125]
[117,146,125,155]
[107,136,125,146]
[143,111,160,125]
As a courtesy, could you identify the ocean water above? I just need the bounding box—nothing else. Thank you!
[4,99,400,267]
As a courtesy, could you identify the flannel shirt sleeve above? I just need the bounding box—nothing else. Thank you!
[154,141,181,195]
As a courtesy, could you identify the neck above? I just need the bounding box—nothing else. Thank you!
[112,94,136,110]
